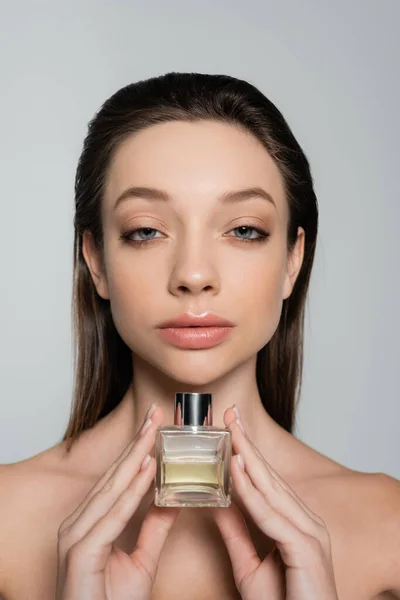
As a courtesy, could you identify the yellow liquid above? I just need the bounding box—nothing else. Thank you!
[156,458,230,507]
[162,460,222,487]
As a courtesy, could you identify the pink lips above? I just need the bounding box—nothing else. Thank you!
[158,312,235,349]
[159,312,234,329]
[158,326,233,349]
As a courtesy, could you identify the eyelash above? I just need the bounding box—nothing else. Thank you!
[119,225,271,247]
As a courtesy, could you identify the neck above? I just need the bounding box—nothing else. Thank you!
[119,352,282,440]
[62,352,298,482]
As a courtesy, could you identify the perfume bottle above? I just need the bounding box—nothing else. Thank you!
[154,392,232,507]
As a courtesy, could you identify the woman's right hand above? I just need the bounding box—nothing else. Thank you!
[55,404,178,600]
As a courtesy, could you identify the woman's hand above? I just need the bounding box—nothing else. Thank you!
[209,405,339,600]
[56,404,179,600]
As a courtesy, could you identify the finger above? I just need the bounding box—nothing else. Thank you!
[66,456,157,575]
[209,502,284,598]
[130,502,181,580]
[225,407,300,498]
[61,404,162,530]
[230,453,307,561]
[208,502,261,585]
[225,407,323,534]
[61,407,163,542]
[248,441,322,522]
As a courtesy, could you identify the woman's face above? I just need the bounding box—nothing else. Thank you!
[83,120,304,385]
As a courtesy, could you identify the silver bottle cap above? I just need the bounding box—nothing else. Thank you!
[174,392,213,426]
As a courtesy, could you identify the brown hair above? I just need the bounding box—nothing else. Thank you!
[61,71,318,452]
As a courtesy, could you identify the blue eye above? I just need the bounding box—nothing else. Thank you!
[125,227,160,242]
[232,225,268,241]
[120,225,270,247]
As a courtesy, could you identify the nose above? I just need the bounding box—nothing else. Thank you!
[167,236,221,297]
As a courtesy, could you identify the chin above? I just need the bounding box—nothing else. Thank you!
[155,351,247,388]
[162,366,228,388]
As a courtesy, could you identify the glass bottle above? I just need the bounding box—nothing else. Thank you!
[154,392,232,507]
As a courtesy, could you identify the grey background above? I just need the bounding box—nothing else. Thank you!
[0,0,398,478]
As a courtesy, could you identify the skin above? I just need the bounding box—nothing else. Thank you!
[53,403,337,600]
[83,119,305,448]
[78,118,332,597]
[1,120,400,599]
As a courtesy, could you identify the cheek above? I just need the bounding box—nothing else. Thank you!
[104,256,159,340]
[230,254,286,340]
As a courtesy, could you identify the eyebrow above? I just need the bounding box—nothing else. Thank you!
[113,186,277,212]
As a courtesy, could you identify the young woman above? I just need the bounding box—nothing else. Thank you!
[1,72,399,600]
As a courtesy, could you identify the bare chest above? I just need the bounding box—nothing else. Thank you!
[1,469,388,600]
[2,513,382,600]
[2,547,386,600]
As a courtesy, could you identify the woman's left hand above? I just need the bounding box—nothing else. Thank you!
[209,405,339,600]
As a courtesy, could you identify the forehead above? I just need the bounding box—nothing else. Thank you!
[104,120,287,218]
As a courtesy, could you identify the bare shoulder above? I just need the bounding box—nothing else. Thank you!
[0,447,95,598]
[0,461,40,588]
[0,445,90,513]
[355,470,400,598]
[300,465,400,598]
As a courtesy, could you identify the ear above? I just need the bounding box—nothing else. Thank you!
[282,227,305,300]
[82,230,110,300]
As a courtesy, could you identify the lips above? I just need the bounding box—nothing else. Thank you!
[157,312,235,349]
[158,312,235,329]
[158,325,234,349]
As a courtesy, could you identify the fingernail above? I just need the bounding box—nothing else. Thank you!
[232,405,246,432]
[145,402,157,420]
[232,404,241,419]
[140,454,151,471]
[236,417,246,434]
[140,417,152,437]
[236,453,244,470]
